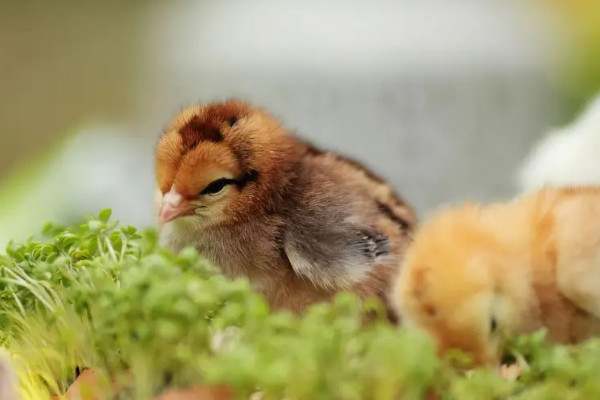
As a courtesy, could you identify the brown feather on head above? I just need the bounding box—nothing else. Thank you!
[155,100,299,228]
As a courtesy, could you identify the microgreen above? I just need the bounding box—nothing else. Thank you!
[1,210,600,399]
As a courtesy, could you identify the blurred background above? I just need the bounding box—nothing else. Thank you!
[1,0,599,246]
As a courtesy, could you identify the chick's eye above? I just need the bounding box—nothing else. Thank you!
[200,178,231,196]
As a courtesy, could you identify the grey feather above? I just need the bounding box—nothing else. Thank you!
[282,198,390,289]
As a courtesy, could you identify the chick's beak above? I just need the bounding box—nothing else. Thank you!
[159,190,195,223]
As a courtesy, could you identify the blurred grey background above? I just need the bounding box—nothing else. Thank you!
[1,0,598,245]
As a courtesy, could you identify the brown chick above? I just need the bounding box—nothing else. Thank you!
[394,186,600,365]
[155,100,416,317]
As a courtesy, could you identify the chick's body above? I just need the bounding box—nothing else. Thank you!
[156,100,415,315]
[394,187,600,364]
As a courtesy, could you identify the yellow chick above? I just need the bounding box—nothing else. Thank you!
[394,186,600,365]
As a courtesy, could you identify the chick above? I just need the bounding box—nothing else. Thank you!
[394,186,600,365]
[518,93,600,191]
[155,100,416,316]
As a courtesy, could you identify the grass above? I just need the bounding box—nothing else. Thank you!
[1,210,600,400]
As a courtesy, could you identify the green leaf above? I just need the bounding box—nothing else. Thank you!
[98,209,112,223]
[3,209,600,400]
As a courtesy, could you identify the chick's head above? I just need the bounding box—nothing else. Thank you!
[155,100,293,228]
[394,205,529,365]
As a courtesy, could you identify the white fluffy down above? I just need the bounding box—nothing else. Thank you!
[518,94,600,192]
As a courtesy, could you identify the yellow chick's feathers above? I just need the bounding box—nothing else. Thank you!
[394,187,600,365]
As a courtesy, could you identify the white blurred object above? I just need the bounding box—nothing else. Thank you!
[518,94,600,191]
[147,0,558,75]
[0,123,155,248]
[0,352,19,400]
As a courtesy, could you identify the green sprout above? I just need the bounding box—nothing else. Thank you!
[1,210,600,400]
